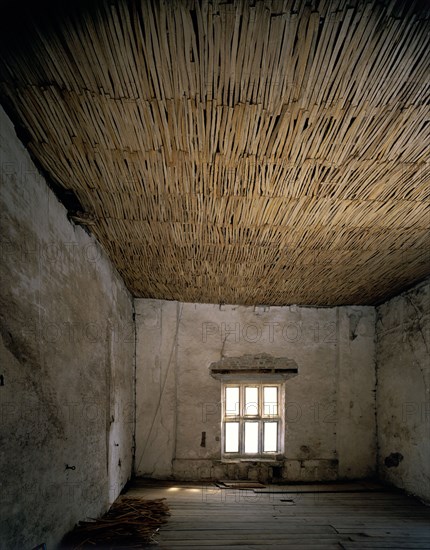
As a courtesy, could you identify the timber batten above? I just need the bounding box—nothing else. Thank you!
[0,0,428,305]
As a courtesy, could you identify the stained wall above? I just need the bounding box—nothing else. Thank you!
[376,278,430,503]
[135,299,376,481]
[0,106,135,549]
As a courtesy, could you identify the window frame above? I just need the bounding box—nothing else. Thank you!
[221,382,284,460]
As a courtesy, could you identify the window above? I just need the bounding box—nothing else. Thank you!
[222,383,284,458]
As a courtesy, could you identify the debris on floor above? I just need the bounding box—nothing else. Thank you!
[216,481,266,489]
[60,497,170,548]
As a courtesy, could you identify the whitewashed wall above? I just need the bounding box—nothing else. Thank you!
[376,278,430,503]
[0,106,135,549]
[135,299,376,482]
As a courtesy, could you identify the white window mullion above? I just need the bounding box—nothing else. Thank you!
[259,385,262,454]
[239,386,243,454]
[239,418,244,455]
[259,419,263,454]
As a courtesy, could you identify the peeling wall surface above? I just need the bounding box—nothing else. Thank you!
[135,299,376,482]
[0,107,135,549]
[376,278,430,503]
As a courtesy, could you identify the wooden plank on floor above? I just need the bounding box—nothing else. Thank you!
[340,544,430,549]
[157,547,343,550]
[126,480,430,549]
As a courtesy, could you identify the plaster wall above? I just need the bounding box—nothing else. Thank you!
[135,299,376,482]
[0,106,135,549]
[376,278,430,503]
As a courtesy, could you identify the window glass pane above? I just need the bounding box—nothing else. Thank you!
[263,386,278,416]
[225,387,239,416]
[245,387,259,416]
[244,421,259,453]
[263,421,278,452]
[225,422,239,452]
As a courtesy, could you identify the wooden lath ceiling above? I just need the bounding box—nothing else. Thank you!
[0,0,429,305]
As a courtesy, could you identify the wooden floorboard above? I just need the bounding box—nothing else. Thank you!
[126,480,430,549]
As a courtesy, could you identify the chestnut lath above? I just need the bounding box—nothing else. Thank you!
[0,0,428,305]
